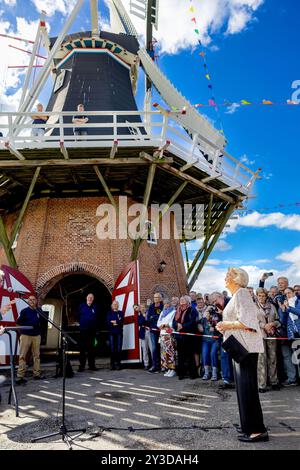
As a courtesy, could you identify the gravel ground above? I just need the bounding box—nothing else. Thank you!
[0,363,299,451]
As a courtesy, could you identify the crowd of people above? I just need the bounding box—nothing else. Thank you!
[136,274,300,391]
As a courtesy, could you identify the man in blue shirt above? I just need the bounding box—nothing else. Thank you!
[77,293,99,372]
[31,103,48,140]
[72,104,89,138]
[16,295,44,384]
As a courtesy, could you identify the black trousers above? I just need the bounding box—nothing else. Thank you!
[233,353,267,435]
[79,329,96,369]
[176,336,197,378]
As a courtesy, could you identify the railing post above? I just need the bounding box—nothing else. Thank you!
[59,114,64,143]
[212,150,220,172]
[160,113,168,145]
[7,115,14,146]
[191,133,199,159]
[113,113,117,141]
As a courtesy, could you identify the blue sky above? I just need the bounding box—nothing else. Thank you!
[0,0,299,291]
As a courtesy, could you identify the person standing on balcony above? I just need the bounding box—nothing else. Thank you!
[72,104,89,138]
[31,103,48,140]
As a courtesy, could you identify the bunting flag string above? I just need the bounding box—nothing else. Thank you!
[166,99,299,112]
[186,1,299,122]
[187,0,225,135]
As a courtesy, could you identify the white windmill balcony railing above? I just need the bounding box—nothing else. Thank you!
[0,110,260,196]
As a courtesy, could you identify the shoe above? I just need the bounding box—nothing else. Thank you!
[164,370,170,377]
[202,366,211,381]
[282,380,297,387]
[271,383,281,391]
[16,377,27,385]
[88,367,98,371]
[78,367,85,372]
[211,367,218,381]
[238,432,269,443]
[148,368,159,374]
[259,388,268,393]
[168,370,176,378]
[178,376,184,380]
[115,365,121,371]
[110,365,116,371]
[34,375,45,380]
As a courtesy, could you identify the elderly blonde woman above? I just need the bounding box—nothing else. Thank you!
[216,268,268,443]
[172,295,198,380]
[256,287,280,392]
[157,298,177,377]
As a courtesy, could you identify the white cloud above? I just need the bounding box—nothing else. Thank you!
[277,245,300,264]
[30,0,77,16]
[214,240,232,251]
[276,245,300,284]
[227,211,300,233]
[110,0,264,54]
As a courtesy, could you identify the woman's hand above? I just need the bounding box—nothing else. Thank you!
[177,323,183,331]
[216,321,229,334]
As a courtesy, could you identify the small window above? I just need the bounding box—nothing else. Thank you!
[145,220,157,245]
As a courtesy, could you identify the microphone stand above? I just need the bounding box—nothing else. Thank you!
[15,294,86,449]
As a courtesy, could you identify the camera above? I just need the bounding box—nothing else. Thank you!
[276,294,286,304]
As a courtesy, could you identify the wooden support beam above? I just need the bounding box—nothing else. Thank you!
[110,140,118,159]
[140,151,173,165]
[0,157,154,168]
[60,142,69,160]
[131,163,157,261]
[93,165,117,209]
[4,142,25,161]
[159,163,237,205]
[153,140,170,159]
[201,173,223,183]
[187,210,225,277]
[188,204,236,289]
[0,215,17,267]
[10,167,41,247]
[180,158,199,172]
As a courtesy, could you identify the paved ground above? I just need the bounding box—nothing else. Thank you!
[0,362,299,451]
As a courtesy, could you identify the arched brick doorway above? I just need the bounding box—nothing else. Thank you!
[36,263,114,358]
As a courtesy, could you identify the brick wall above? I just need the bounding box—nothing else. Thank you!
[0,197,188,300]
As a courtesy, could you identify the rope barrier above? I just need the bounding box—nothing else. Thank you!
[143,325,290,341]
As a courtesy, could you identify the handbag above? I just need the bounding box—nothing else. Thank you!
[222,334,249,363]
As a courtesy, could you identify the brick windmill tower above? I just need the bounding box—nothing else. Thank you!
[0,0,260,363]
